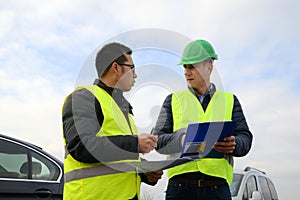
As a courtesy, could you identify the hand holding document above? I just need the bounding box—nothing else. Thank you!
[214,135,236,154]
[181,121,236,158]
[133,121,236,172]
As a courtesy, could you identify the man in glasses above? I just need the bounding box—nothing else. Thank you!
[154,39,253,199]
[62,42,162,200]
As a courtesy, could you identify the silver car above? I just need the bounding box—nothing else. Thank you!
[230,167,279,200]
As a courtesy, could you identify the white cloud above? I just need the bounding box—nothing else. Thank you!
[0,66,72,160]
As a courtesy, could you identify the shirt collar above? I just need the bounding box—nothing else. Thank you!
[188,83,216,100]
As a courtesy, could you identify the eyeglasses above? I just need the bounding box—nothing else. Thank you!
[116,62,135,73]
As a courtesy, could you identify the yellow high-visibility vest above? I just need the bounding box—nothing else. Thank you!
[169,89,234,185]
[63,85,140,200]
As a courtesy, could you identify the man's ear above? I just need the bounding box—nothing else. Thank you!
[208,63,213,73]
[111,62,120,74]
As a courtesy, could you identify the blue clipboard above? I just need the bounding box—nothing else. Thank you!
[181,121,236,158]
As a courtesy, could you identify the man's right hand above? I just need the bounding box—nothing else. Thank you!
[138,133,158,153]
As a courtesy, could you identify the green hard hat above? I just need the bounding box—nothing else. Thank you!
[178,39,218,65]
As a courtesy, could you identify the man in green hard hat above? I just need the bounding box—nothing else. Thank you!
[153,39,253,199]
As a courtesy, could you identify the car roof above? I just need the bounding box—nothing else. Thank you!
[234,167,267,176]
[0,133,42,150]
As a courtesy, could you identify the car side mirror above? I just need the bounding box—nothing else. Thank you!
[249,191,262,200]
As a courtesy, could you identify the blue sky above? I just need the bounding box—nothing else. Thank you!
[1,0,300,199]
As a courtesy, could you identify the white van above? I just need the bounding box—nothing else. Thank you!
[230,167,279,200]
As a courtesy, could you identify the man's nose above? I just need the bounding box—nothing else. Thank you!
[184,68,191,75]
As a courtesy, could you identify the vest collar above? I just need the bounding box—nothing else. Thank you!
[93,79,133,115]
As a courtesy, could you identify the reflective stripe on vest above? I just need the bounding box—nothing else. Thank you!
[63,85,140,200]
[169,89,234,185]
[64,162,140,183]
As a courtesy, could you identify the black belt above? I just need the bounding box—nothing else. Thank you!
[172,176,227,187]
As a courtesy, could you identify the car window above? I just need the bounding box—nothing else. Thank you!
[243,175,258,200]
[259,176,274,200]
[0,138,60,181]
[31,151,60,181]
[230,174,243,196]
[0,139,28,179]
[267,178,279,200]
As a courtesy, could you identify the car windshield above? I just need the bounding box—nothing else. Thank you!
[230,173,243,196]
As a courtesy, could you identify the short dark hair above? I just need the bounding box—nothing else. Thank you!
[95,42,132,77]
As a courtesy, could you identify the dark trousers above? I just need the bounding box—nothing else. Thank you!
[165,178,232,200]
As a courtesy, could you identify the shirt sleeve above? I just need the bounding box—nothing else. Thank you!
[231,95,253,157]
[153,94,185,154]
[62,88,139,163]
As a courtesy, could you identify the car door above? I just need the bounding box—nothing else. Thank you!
[0,137,63,200]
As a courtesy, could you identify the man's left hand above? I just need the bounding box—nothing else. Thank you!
[214,136,236,154]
